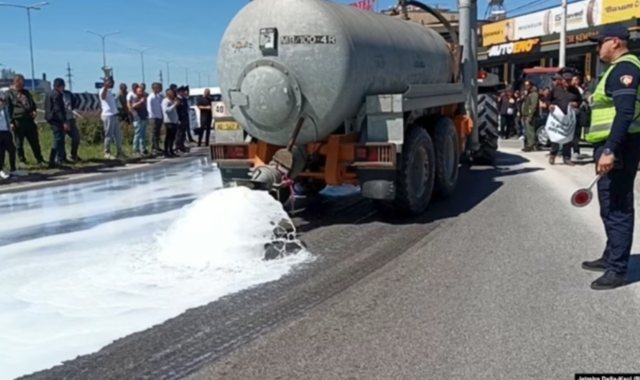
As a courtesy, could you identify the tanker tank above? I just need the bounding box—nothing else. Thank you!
[217,0,454,147]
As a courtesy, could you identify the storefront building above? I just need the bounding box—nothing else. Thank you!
[479,0,640,86]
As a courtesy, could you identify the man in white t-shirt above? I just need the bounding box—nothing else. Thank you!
[126,83,139,106]
[147,82,164,154]
[100,76,124,160]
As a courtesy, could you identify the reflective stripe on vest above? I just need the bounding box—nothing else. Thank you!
[586,54,640,144]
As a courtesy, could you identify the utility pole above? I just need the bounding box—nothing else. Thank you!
[161,59,171,87]
[130,47,149,84]
[459,0,479,154]
[86,30,120,70]
[0,2,49,91]
[66,62,73,91]
[559,0,567,67]
[159,69,163,85]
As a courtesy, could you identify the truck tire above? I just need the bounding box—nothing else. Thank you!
[475,93,499,165]
[393,126,436,215]
[433,117,459,198]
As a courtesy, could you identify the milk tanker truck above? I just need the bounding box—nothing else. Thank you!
[211,0,492,215]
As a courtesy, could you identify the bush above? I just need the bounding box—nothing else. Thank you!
[76,116,104,145]
[76,116,135,145]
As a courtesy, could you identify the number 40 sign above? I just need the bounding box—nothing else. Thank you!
[212,101,230,118]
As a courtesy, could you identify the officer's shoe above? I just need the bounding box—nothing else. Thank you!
[591,271,626,290]
[582,258,606,272]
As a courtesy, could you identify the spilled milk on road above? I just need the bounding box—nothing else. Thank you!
[0,158,312,380]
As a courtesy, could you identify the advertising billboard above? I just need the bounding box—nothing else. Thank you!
[481,0,638,47]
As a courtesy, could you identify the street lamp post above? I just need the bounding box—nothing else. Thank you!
[559,0,567,67]
[86,30,120,69]
[130,48,150,83]
[0,2,49,91]
[161,59,171,87]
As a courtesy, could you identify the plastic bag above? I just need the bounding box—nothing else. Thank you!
[545,106,576,145]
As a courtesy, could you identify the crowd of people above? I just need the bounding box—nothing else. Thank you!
[0,73,217,179]
[497,70,592,165]
[95,77,215,161]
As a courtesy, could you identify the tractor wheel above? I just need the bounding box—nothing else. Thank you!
[433,117,460,198]
[474,93,499,165]
[393,126,436,215]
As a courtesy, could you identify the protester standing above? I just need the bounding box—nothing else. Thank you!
[62,88,81,162]
[101,77,124,160]
[521,81,539,152]
[117,83,131,128]
[0,91,18,179]
[162,88,179,158]
[498,89,516,139]
[571,75,588,159]
[184,87,196,144]
[175,86,190,153]
[548,72,582,165]
[44,78,69,167]
[147,82,164,154]
[197,88,213,147]
[129,85,149,155]
[6,74,45,165]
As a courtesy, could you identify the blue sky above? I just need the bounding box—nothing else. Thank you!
[0,0,537,92]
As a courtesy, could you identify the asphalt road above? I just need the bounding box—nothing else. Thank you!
[23,140,640,379]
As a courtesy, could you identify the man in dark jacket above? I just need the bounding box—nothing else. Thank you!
[6,74,45,165]
[62,88,82,162]
[521,81,539,152]
[175,86,190,153]
[44,78,69,167]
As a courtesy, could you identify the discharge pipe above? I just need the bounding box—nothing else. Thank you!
[251,118,307,191]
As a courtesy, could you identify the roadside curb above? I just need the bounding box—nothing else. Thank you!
[0,150,210,195]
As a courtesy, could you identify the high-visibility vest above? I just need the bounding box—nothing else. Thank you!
[586,54,640,144]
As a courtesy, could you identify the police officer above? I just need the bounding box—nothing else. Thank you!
[581,26,640,290]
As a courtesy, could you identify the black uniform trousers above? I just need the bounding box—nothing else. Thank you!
[0,130,16,172]
[14,117,44,162]
[152,118,163,151]
[175,121,188,151]
[164,123,178,156]
[595,132,640,274]
[198,116,212,147]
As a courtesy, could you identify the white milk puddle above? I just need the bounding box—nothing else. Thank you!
[0,159,312,379]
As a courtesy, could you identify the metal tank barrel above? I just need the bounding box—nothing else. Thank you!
[218,0,454,146]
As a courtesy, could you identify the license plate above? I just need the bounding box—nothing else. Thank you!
[216,121,240,131]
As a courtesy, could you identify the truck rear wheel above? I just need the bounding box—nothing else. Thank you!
[433,117,459,198]
[475,93,499,165]
[393,126,436,215]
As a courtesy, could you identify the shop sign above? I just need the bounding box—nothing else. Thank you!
[481,19,511,47]
[566,30,600,44]
[481,0,638,45]
[601,0,640,24]
[487,38,540,57]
